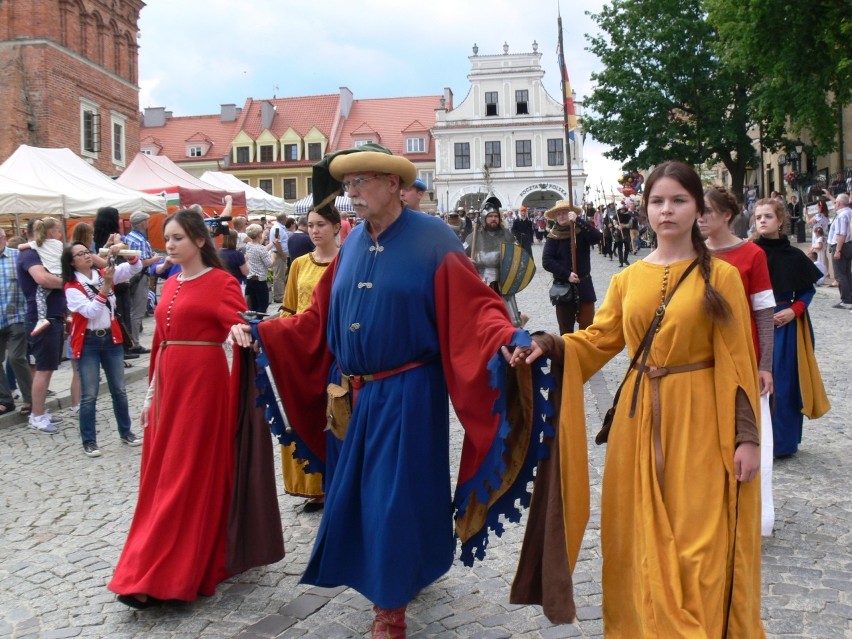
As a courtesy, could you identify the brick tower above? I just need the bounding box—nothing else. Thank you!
[0,0,145,175]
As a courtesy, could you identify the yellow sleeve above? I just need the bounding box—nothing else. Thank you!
[280,257,301,317]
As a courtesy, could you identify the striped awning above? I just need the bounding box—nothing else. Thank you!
[293,193,354,214]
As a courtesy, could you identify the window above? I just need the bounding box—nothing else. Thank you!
[259,145,274,162]
[236,146,250,164]
[80,98,100,156]
[307,143,322,161]
[259,179,273,194]
[485,141,501,168]
[240,179,250,185]
[141,149,152,155]
[516,90,529,115]
[354,139,374,147]
[454,142,471,170]
[188,146,203,157]
[547,138,564,166]
[282,178,297,200]
[111,118,125,165]
[406,137,426,153]
[419,171,434,190]
[283,144,298,161]
[516,140,532,167]
[485,91,498,116]
[306,177,313,193]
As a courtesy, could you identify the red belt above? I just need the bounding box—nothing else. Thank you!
[342,360,427,390]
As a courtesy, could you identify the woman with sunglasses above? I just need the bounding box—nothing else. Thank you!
[63,243,144,458]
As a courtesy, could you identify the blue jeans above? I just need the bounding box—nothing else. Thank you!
[77,332,132,445]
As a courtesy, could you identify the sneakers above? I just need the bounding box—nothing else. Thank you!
[120,432,143,447]
[83,441,102,457]
[833,302,852,309]
[44,410,64,425]
[69,405,80,416]
[28,413,59,434]
[30,318,51,336]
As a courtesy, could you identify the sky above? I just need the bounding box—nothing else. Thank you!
[137,0,624,197]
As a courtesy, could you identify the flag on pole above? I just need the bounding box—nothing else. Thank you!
[556,17,578,138]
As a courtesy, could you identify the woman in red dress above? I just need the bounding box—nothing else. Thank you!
[109,210,250,608]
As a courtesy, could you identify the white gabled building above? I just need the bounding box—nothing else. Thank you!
[432,42,587,214]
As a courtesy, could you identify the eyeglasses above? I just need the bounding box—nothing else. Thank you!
[341,175,382,193]
[72,250,92,258]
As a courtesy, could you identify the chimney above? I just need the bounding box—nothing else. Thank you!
[220,103,238,122]
[443,88,454,111]
[142,107,166,128]
[260,101,276,131]
[339,86,354,119]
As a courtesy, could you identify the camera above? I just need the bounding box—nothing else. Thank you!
[204,215,232,237]
[107,255,116,267]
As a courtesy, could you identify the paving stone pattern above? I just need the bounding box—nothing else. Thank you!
[0,242,849,638]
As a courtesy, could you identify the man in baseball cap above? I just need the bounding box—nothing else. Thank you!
[400,177,428,213]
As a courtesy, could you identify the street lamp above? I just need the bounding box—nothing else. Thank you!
[777,153,787,196]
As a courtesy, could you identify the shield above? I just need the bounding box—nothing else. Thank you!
[499,242,536,296]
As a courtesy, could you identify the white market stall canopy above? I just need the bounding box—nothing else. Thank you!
[294,193,354,215]
[0,145,166,217]
[200,171,291,214]
[0,174,65,216]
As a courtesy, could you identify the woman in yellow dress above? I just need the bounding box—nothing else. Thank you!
[279,207,341,512]
[513,162,765,637]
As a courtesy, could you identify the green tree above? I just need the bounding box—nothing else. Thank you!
[707,0,852,156]
[583,0,768,198]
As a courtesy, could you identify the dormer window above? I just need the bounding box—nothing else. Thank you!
[283,144,298,161]
[259,145,274,162]
[188,146,203,157]
[485,92,498,116]
[406,138,426,154]
[354,139,375,148]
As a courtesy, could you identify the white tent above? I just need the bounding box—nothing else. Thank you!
[294,193,354,215]
[200,171,291,214]
[0,145,166,217]
[0,174,65,216]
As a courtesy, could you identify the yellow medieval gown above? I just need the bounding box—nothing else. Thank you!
[558,258,765,638]
[279,252,332,498]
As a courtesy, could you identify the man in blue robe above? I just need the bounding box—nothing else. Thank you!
[231,145,552,638]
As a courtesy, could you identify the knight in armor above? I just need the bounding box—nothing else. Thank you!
[464,204,515,286]
[464,204,531,327]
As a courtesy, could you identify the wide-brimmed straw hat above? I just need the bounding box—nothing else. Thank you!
[544,200,583,220]
[329,151,416,188]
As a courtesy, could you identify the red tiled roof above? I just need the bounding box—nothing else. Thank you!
[235,94,341,139]
[140,114,238,162]
[333,96,442,157]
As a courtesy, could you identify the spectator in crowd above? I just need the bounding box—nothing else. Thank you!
[63,242,144,457]
[16,218,66,433]
[400,177,428,212]
[287,217,315,261]
[269,213,290,303]
[244,223,273,314]
[0,228,32,417]
[123,211,159,354]
[219,229,248,289]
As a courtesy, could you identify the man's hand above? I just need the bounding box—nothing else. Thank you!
[140,406,149,430]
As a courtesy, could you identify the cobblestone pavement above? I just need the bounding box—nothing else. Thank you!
[1,242,850,639]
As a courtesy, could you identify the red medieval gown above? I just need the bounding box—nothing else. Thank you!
[109,268,257,601]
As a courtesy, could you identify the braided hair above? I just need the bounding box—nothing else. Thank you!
[643,162,732,324]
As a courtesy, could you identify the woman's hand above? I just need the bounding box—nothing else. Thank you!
[501,340,544,367]
[773,308,795,327]
[758,370,774,396]
[228,323,255,349]
[140,406,149,430]
[734,442,759,482]
[108,243,123,257]
[568,272,580,284]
